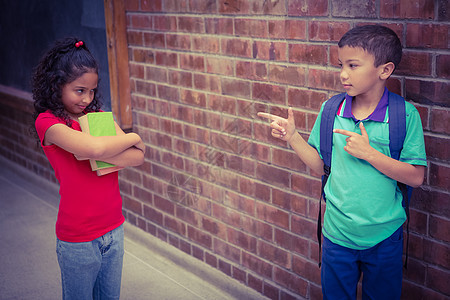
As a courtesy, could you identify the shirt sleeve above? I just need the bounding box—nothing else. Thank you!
[307,102,326,159]
[399,102,427,166]
[35,112,64,146]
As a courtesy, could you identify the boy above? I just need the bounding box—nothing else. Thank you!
[258,25,426,299]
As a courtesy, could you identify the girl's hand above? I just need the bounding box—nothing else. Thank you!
[257,107,296,142]
[74,155,89,161]
[133,138,146,153]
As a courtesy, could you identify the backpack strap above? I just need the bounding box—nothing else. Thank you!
[388,91,413,269]
[317,93,345,267]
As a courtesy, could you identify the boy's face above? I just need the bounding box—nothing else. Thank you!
[338,46,385,99]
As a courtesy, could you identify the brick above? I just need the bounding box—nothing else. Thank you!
[241,217,273,242]
[166,34,191,50]
[307,69,342,91]
[235,19,268,38]
[205,56,234,76]
[141,0,162,12]
[123,196,143,215]
[438,0,450,21]
[430,215,450,243]
[178,16,204,33]
[437,55,450,79]
[309,21,350,42]
[402,258,426,284]
[274,267,308,296]
[180,89,207,108]
[259,240,291,268]
[192,74,220,93]
[288,0,328,16]
[236,61,268,81]
[252,83,286,105]
[426,265,450,295]
[135,80,156,97]
[269,64,306,86]
[129,63,144,79]
[430,108,450,135]
[289,43,327,65]
[405,79,449,107]
[256,163,290,189]
[406,24,448,49]
[132,48,155,63]
[189,0,217,13]
[429,162,450,191]
[205,17,233,35]
[332,0,376,17]
[124,0,139,11]
[155,51,178,68]
[143,205,163,225]
[192,36,220,54]
[219,0,285,15]
[288,88,327,111]
[380,0,434,19]
[252,41,287,61]
[129,14,152,29]
[228,227,257,253]
[165,0,189,12]
[164,215,187,235]
[221,78,251,98]
[256,201,290,229]
[179,53,205,72]
[292,255,321,285]
[153,15,177,31]
[269,20,307,40]
[291,215,317,240]
[274,228,309,257]
[168,69,191,87]
[291,174,321,198]
[272,148,307,172]
[221,38,252,58]
[188,226,212,249]
[214,238,241,262]
[242,251,273,279]
[145,66,166,83]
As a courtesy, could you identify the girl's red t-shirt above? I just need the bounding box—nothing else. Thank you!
[35,111,124,242]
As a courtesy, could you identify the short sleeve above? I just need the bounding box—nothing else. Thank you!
[307,102,326,159]
[35,112,64,146]
[399,102,427,166]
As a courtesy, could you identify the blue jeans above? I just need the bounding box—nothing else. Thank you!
[56,224,124,300]
[321,226,403,300]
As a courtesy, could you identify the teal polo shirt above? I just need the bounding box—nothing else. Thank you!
[308,88,427,250]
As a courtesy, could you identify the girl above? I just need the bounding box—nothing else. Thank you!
[32,37,145,299]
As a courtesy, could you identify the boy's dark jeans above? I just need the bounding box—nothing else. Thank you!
[321,226,403,299]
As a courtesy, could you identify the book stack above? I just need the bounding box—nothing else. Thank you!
[78,112,124,176]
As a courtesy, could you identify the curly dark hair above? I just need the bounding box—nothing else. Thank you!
[32,37,102,125]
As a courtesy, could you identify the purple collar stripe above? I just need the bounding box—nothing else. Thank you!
[340,87,389,122]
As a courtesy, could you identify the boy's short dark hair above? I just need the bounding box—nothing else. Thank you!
[338,25,402,69]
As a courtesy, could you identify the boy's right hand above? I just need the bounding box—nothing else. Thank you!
[257,107,296,142]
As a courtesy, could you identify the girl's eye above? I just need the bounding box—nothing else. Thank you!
[76,89,84,94]
[349,64,358,68]
[338,63,343,68]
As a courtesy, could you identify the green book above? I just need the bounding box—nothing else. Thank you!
[78,112,120,173]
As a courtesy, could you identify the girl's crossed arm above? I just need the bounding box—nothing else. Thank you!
[257,108,324,175]
[44,123,145,167]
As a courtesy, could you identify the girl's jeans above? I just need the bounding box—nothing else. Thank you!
[321,226,403,300]
[56,224,124,300]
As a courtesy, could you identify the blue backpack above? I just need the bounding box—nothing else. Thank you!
[317,91,412,268]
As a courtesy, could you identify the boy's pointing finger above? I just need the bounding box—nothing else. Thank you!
[333,128,357,137]
[257,112,278,121]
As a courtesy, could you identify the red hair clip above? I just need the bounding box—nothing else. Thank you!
[75,41,84,48]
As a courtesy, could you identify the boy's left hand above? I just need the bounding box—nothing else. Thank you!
[333,122,374,160]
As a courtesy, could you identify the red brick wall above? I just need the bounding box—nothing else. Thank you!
[0,0,448,299]
[120,1,449,299]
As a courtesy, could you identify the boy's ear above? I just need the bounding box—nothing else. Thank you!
[380,62,395,80]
